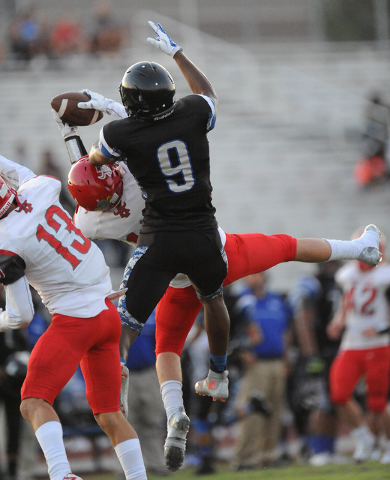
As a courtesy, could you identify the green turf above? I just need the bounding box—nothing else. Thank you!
[86,462,390,480]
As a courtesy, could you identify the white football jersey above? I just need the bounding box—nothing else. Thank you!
[0,156,113,317]
[73,162,144,244]
[336,261,390,350]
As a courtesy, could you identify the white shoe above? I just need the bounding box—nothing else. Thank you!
[63,474,83,480]
[308,452,333,466]
[195,369,229,401]
[371,447,382,462]
[356,224,382,266]
[380,441,390,464]
[380,450,390,464]
[353,433,375,463]
[164,407,190,472]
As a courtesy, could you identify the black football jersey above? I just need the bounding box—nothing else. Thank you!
[100,95,218,233]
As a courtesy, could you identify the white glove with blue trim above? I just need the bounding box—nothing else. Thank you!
[78,89,127,119]
[147,21,182,57]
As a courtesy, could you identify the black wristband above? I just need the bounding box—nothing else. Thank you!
[65,135,87,156]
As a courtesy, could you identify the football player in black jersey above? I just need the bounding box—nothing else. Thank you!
[87,20,231,469]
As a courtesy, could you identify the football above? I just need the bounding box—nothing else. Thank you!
[50,91,103,126]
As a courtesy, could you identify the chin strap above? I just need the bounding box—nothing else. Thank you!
[65,135,88,164]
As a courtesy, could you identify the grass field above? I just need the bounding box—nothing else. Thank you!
[85,462,390,480]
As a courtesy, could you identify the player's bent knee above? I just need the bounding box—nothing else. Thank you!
[20,397,45,422]
[94,411,116,428]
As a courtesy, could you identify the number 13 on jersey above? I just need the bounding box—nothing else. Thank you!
[37,205,91,269]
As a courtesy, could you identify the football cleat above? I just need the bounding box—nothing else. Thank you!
[353,432,375,463]
[356,224,382,266]
[380,440,390,464]
[63,474,83,480]
[195,369,229,401]
[164,407,190,472]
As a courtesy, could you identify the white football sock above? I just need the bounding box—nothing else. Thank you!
[35,421,71,480]
[114,439,146,480]
[325,228,378,261]
[160,380,184,436]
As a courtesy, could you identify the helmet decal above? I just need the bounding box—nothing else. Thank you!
[96,164,115,180]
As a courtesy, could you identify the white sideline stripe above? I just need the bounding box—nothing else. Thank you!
[91,110,99,124]
[58,99,68,118]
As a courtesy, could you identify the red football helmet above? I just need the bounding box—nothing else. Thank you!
[68,156,123,211]
[352,226,386,272]
[0,176,17,218]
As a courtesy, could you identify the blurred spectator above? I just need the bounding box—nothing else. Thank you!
[0,330,30,480]
[231,272,292,470]
[13,142,32,170]
[87,2,126,55]
[354,91,390,187]
[8,7,47,62]
[125,310,167,476]
[0,286,48,480]
[183,285,252,475]
[327,230,390,464]
[288,262,343,466]
[50,15,84,58]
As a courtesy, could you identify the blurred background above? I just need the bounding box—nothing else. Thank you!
[0,1,390,478]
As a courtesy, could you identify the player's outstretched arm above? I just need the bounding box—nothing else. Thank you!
[52,109,87,164]
[147,21,218,107]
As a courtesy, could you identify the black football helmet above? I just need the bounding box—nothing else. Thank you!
[119,61,176,120]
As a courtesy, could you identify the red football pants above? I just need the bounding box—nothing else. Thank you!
[155,232,296,356]
[21,299,122,415]
[330,346,390,413]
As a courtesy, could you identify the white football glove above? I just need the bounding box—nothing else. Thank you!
[147,21,182,57]
[119,362,130,419]
[52,109,79,140]
[78,89,127,119]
